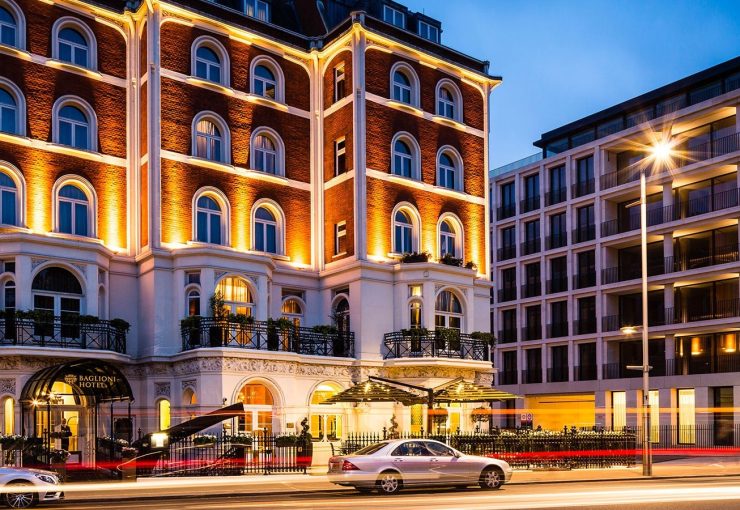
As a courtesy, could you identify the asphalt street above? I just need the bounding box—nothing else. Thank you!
[49,475,740,510]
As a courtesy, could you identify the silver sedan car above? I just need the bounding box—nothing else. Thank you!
[327,439,512,494]
[0,467,63,508]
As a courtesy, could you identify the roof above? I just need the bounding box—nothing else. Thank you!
[321,379,423,405]
[432,380,520,403]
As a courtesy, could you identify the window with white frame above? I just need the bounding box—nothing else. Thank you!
[334,137,346,176]
[383,5,405,28]
[58,104,91,150]
[435,290,463,330]
[439,219,457,258]
[281,297,303,327]
[57,26,89,68]
[392,68,412,104]
[409,299,422,328]
[333,64,345,103]
[393,209,414,254]
[0,5,17,47]
[195,195,223,244]
[253,205,278,254]
[0,171,17,226]
[187,288,200,316]
[252,63,277,100]
[0,87,17,135]
[437,86,455,119]
[216,276,254,316]
[245,0,269,21]
[31,266,83,323]
[335,221,346,255]
[417,20,439,42]
[437,151,460,190]
[57,184,89,236]
[194,45,222,83]
[195,118,223,161]
[392,138,413,178]
[252,130,282,175]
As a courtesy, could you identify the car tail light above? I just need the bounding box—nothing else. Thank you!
[342,460,360,471]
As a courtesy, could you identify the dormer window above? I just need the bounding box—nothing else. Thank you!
[418,20,439,42]
[383,5,405,28]
[246,0,269,22]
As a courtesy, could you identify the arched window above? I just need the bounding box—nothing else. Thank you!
[392,69,411,104]
[195,195,223,244]
[310,383,343,441]
[216,276,254,316]
[157,399,171,431]
[253,206,277,253]
[436,80,462,121]
[2,279,15,314]
[435,290,463,330]
[192,36,229,86]
[57,184,89,236]
[187,288,200,316]
[281,297,303,327]
[393,210,413,254]
[2,396,14,435]
[0,5,17,48]
[409,299,422,329]
[437,148,463,191]
[251,128,284,176]
[58,105,91,150]
[32,267,83,334]
[236,381,274,435]
[58,27,88,67]
[183,388,197,406]
[439,219,456,257]
[195,119,222,161]
[251,57,284,102]
[393,139,412,177]
[333,296,350,333]
[0,171,16,226]
[0,87,16,135]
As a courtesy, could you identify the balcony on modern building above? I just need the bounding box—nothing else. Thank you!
[521,325,542,341]
[521,368,542,384]
[520,196,541,214]
[602,242,665,284]
[521,238,541,256]
[572,225,596,244]
[669,333,740,375]
[546,276,569,294]
[497,287,517,303]
[602,290,666,331]
[382,330,490,361]
[547,365,569,383]
[546,233,568,250]
[497,328,517,344]
[497,204,516,221]
[0,315,128,354]
[497,245,517,262]
[521,282,542,299]
[547,322,568,338]
[498,369,518,385]
[182,317,355,357]
[546,187,567,207]
[574,364,598,381]
[572,179,595,198]
[573,272,596,290]
[573,319,597,335]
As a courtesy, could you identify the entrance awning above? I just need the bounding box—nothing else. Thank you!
[162,403,246,443]
[432,380,521,403]
[20,359,134,404]
[321,379,423,405]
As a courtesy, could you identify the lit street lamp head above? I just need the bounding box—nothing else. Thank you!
[649,137,675,164]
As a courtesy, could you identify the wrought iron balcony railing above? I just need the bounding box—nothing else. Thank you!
[182,317,355,357]
[0,315,127,353]
[382,330,490,361]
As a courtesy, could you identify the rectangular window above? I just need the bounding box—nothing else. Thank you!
[678,388,696,444]
[383,5,405,28]
[612,391,627,430]
[524,173,539,210]
[186,271,201,285]
[245,0,270,21]
[501,308,516,342]
[574,156,594,196]
[334,137,346,176]
[525,305,541,340]
[649,390,660,443]
[333,64,345,103]
[334,221,346,255]
[500,182,515,212]
[524,220,539,243]
[408,284,422,297]
[417,20,439,42]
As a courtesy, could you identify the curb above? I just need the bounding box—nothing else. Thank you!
[63,472,739,504]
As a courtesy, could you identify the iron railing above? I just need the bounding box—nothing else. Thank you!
[574,364,597,381]
[521,325,542,341]
[0,316,127,353]
[573,272,596,289]
[573,319,596,335]
[547,366,569,383]
[497,245,517,261]
[601,260,664,284]
[498,370,518,385]
[182,318,355,357]
[521,369,542,384]
[572,179,594,198]
[668,298,740,324]
[497,204,516,221]
[520,196,540,213]
[666,244,740,272]
[521,282,541,298]
[547,322,568,338]
[497,328,517,344]
[497,287,517,302]
[667,353,740,376]
[521,238,541,256]
[546,277,568,294]
[546,234,568,250]
[546,187,567,206]
[572,225,596,244]
[382,330,490,361]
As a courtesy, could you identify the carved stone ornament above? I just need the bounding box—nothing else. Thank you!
[0,378,16,395]
[181,379,196,391]
[154,382,171,398]
[31,258,48,270]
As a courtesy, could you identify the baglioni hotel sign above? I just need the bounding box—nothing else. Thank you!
[64,373,120,390]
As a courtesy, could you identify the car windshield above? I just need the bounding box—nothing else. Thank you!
[352,442,388,455]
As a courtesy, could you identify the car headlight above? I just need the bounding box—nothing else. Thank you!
[35,474,58,484]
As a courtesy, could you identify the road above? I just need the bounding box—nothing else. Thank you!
[51,476,740,510]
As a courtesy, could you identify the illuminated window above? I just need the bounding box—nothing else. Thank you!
[251,128,284,175]
[52,18,97,70]
[187,288,200,316]
[408,285,422,297]
[649,390,659,443]
[310,383,343,440]
[253,206,277,253]
[192,113,230,163]
[281,297,303,327]
[57,184,89,236]
[409,299,422,328]
[251,57,283,102]
[390,63,419,106]
[215,276,254,316]
[436,80,462,121]
[334,221,346,256]
[334,137,346,176]
[611,391,626,430]
[2,396,13,434]
[392,70,413,104]
[196,195,224,244]
[438,215,463,259]
[0,87,17,135]
[0,5,17,47]
[435,290,463,330]
[678,388,696,444]
[157,399,171,431]
[192,36,229,86]
[58,105,90,150]
[333,64,345,103]
[0,171,17,226]
[236,382,274,435]
[437,149,463,191]
[245,0,269,21]
[392,206,419,255]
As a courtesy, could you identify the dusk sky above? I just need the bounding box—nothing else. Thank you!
[401,0,740,169]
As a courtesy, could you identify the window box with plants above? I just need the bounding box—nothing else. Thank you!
[193,434,217,447]
[400,327,429,355]
[400,251,430,264]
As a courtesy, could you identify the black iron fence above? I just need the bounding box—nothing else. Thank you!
[382,331,490,361]
[339,429,636,470]
[0,316,127,353]
[182,318,354,358]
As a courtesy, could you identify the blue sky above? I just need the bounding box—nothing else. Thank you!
[401,0,740,169]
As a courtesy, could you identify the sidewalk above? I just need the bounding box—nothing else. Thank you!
[61,457,740,503]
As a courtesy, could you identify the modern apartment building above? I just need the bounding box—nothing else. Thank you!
[490,57,740,438]
[0,0,499,464]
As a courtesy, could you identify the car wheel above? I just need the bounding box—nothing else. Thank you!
[479,466,503,490]
[4,481,38,509]
[376,470,402,495]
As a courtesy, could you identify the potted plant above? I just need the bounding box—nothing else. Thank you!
[181,315,202,347]
[266,319,280,351]
[274,434,299,447]
[296,417,313,469]
[193,434,217,447]
[400,251,431,263]
[464,261,477,271]
[439,253,464,267]
[208,292,228,347]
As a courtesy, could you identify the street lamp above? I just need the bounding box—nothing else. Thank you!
[622,136,675,477]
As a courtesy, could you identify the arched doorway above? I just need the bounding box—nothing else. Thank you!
[235,381,275,435]
[215,276,254,316]
[309,382,344,441]
[31,266,84,339]
[20,360,133,467]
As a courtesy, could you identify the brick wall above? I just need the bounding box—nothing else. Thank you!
[323,103,354,182]
[324,180,355,262]
[323,49,353,109]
